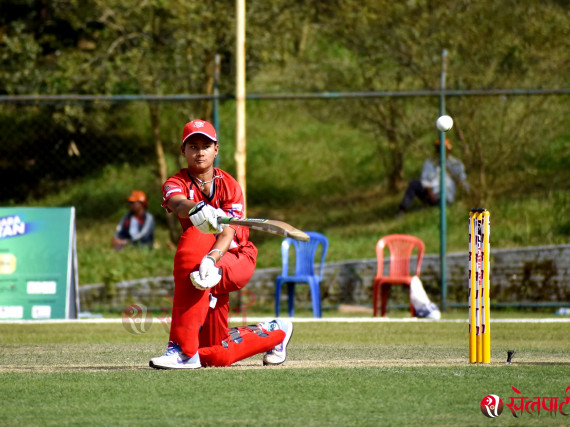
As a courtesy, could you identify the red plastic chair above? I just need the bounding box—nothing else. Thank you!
[372,234,425,317]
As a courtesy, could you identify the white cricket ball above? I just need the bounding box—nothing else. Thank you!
[436,115,454,132]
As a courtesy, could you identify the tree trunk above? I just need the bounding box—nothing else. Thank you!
[149,102,180,245]
[386,100,404,193]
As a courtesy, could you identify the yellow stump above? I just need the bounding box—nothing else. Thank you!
[469,209,491,364]
[468,212,477,363]
[482,211,491,363]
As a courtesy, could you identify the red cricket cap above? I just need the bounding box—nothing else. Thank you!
[182,120,217,145]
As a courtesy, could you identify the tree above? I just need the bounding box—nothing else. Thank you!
[269,0,570,200]
[1,1,237,238]
[82,0,237,242]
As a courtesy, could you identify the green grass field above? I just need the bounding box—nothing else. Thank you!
[1,317,569,426]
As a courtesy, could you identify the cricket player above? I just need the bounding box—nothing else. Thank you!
[150,119,293,369]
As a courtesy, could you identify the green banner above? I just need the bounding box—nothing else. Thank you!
[0,207,78,320]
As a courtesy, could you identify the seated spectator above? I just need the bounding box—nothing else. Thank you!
[112,190,155,250]
[398,139,469,217]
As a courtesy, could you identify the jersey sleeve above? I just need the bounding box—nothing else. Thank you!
[114,214,129,238]
[420,159,438,189]
[161,175,187,212]
[448,157,470,192]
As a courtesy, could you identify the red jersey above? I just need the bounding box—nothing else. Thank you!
[161,168,249,246]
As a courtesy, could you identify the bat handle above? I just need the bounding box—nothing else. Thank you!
[218,216,231,225]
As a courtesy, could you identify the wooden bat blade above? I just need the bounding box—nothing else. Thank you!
[219,217,309,241]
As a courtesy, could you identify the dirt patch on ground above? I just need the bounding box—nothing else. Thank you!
[0,364,150,372]
[6,357,563,372]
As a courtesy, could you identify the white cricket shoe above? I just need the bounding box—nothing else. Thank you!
[261,319,294,366]
[149,341,201,370]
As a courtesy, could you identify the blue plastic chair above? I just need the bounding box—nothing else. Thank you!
[274,231,329,318]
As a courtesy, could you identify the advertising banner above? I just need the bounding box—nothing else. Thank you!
[0,207,78,320]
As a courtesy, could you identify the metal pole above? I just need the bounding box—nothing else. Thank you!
[235,0,247,213]
[213,54,221,168]
[439,49,448,312]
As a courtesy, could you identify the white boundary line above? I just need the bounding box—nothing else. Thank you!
[1,317,570,324]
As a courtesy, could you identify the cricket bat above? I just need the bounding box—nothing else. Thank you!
[218,217,310,241]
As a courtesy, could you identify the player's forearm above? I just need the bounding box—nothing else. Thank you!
[208,228,236,262]
[168,197,198,219]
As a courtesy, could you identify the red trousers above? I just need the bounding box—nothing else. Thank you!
[168,228,284,366]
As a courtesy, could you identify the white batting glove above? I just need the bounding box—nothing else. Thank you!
[190,270,221,290]
[199,255,217,280]
[189,201,226,234]
[215,208,228,225]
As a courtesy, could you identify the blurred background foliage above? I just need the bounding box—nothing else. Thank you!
[0,0,569,285]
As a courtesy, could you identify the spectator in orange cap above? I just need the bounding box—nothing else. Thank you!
[398,139,469,217]
[112,190,155,250]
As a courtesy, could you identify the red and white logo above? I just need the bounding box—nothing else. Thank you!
[122,304,152,335]
[194,120,205,128]
[481,394,504,418]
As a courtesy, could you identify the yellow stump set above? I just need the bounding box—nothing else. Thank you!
[468,208,491,364]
